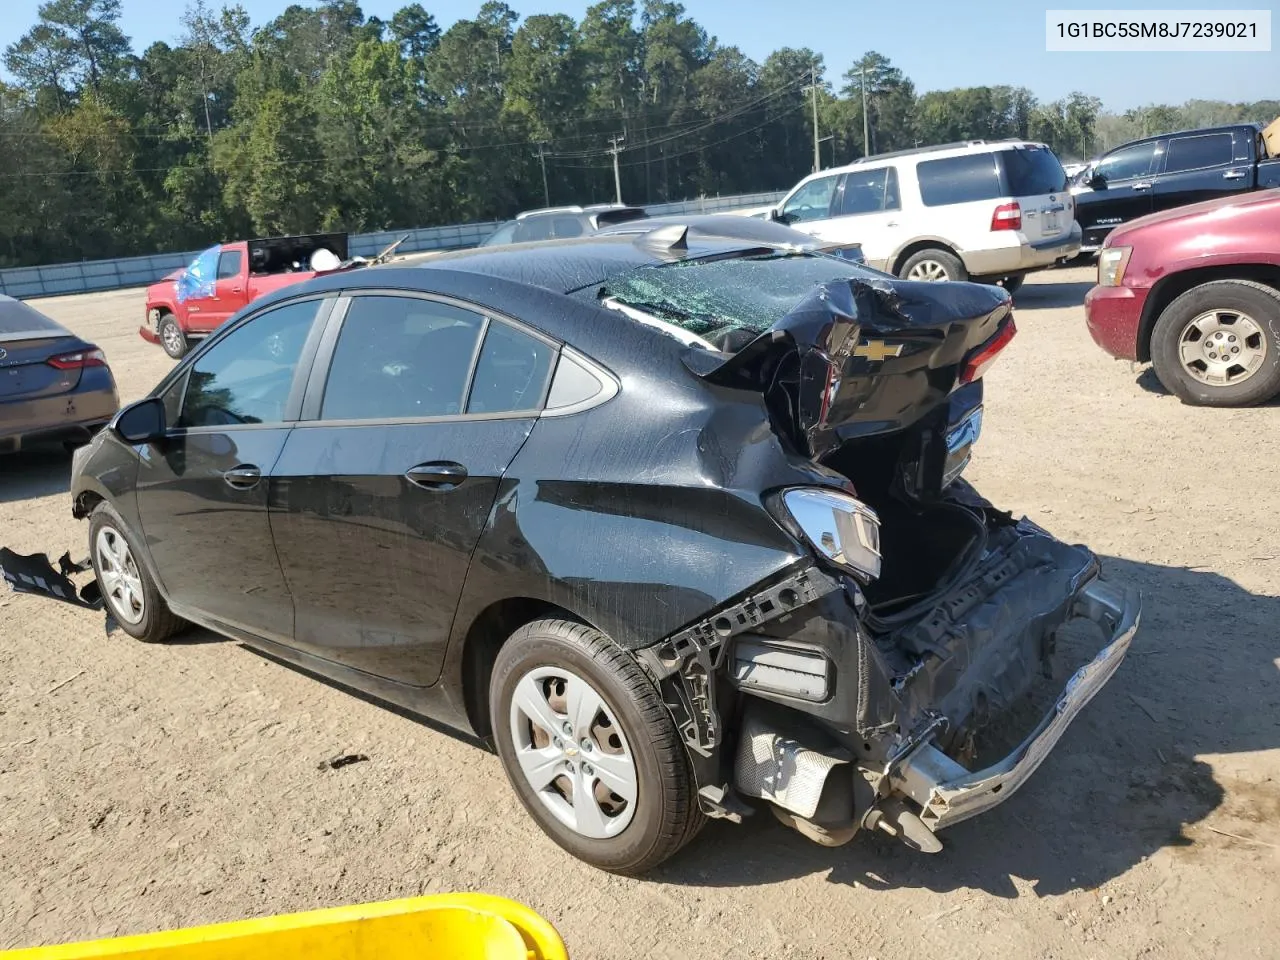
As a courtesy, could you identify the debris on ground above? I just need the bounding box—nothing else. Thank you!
[319,753,369,771]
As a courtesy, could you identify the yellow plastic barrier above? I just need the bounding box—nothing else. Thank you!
[0,893,568,960]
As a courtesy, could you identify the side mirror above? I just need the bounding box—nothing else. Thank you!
[769,207,785,224]
[1089,170,1106,189]
[114,397,167,444]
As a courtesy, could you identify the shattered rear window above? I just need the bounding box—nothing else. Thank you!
[602,253,873,338]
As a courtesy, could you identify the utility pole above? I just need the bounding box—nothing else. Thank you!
[535,143,550,207]
[853,65,870,158]
[810,63,821,173]
[608,134,625,204]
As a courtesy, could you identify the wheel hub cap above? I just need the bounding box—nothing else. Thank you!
[1178,309,1266,386]
[95,527,145,624]
[508,666,638,839]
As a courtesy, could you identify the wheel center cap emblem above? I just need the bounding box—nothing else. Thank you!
[563,745,579,758]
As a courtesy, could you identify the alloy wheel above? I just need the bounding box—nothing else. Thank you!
[1177,308,1267,387]
[508,666,638,839]
[96,526,145,624]
[906,259,950,282]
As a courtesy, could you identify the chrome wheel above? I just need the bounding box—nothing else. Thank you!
[508,666,638,839]
[906,259,951,282]
[1177,308,1267,387]
[96,526,145,624]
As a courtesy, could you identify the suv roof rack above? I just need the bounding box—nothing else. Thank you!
[849,138,1028,164]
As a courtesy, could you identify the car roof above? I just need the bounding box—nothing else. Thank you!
[415,232,767,294]
[1099,124,1258,153]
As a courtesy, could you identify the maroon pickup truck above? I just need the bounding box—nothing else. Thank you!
[141,233,351,358]
[1085,189,1280,407]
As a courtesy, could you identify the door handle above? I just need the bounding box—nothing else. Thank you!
[223,465,262,489]
[405,462,468,490]
[231,285,244,293]
[886,221,899,227]
[1132,182,1152,191]
[1223,169,1247,180]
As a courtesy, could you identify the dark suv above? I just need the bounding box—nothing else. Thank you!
[481,205,649,246]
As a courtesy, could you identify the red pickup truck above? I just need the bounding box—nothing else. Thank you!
[141,233,350,358]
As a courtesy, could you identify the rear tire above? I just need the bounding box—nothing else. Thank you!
[900,248,967,283]
[158,314,189,360]
[997,275,1024,294]
[1149,280,1280,407]
[88,503,186,642]
[489,619,703,874]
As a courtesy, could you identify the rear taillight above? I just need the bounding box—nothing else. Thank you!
[47,348,106,370]
[990,201,1022,231]
[960,320,1017,384]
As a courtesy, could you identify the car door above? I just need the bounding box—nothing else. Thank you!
[269,293,556,686]
[1152,130,1251,214]
[804,166,903,269]
[1074,140,1160,247]
[188,248,247,334]
[133,296,330,641]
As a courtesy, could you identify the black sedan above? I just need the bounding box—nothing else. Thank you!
[0,295,119,454]
[14,229,1139,873]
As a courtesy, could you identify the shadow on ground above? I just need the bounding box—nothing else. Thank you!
[1014,280,1093,310]
[657,555,1280,897]
[0,448,73,503]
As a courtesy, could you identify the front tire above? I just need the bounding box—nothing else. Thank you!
[157,314,189,360]
[900,248,967,283]
[88,503,186,642]
[489,619,703,874]
[1150,280,1280,407]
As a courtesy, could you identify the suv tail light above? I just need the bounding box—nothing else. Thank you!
[990,202,1022,232]
[47,348,106,370]
[960,320,1016,384]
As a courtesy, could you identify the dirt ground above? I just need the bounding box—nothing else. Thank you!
[2,266,1277,959]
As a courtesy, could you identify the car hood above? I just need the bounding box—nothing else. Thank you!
[1106,188,1280,245]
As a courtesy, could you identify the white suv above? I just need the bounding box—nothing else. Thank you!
[769,140,1082,291]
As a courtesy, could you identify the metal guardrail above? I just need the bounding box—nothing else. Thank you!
[0,191,785,300]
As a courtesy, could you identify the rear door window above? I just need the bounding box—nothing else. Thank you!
[838,167,900,215]
[917,153,1002,206]
[1094,141,1158,183]
[1001,147,1068,196]
[466,321,556,414]
[1163,133,1234,173]
[515,217,554,242]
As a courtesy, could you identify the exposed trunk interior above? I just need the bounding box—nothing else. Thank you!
[825,426,987,625]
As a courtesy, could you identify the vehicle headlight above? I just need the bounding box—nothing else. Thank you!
[778,488,882,581]
[1097,245,1132,287]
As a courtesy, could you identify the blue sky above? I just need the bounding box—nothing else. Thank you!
[2,0,1276,110]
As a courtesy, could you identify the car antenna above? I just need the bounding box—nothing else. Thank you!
[638,223,689,255]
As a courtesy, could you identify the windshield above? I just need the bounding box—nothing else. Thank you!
[1001,146,1068,195]
[601,253,874,340]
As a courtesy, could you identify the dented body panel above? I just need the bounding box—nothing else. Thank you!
[8,234,1140,858]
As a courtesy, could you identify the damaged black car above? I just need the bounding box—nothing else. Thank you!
[4,228,1140,873]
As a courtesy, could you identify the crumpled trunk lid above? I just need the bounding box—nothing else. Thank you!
[683,277,1012,461]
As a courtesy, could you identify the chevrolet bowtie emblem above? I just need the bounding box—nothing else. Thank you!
[852,340,904,361]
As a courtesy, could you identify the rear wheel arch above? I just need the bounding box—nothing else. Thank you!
[459,596,589,740]
[1138,264,1280,362]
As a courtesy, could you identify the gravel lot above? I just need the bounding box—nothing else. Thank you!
[2,266,1277,959]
